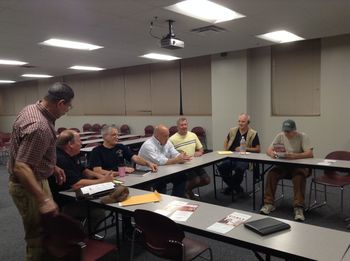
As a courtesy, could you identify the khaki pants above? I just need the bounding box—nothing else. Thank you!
[263,167,310,208]
[9,179,56,261]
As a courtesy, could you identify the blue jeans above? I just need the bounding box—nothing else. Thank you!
[217,159,249,192]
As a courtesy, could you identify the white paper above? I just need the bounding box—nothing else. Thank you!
[207,212,251,234]
[80,182,114,195]
[207,222,234,234]
[317,161,331,166]
[155,201,198,222]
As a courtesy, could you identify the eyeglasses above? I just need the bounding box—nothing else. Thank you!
[64,102,73,110]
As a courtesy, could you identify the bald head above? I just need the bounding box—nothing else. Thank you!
[154,124,169,145]
[56,129,81,156]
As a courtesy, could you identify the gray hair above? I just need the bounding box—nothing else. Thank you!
[101,125,117,136]
[176,117,187,125]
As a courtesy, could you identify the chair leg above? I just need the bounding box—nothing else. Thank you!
[213,165,218,199]
[340,187,344,214]
[307,182,328,211]
[129,229,137,261]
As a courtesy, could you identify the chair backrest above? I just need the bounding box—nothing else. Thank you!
[120,124,131,135]
[0,132,11,143]
[57,127,67,134]
[42,213,85,258]
[91,123,102,132]
[82,123,92,132]
[144,125,154,137]
[169,126,178,136]
[134,209,185,260]
[325,151,350,175]
[191,126,207,148]
[69,127,80,133]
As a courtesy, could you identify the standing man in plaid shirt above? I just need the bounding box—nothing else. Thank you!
[8,82,74,261]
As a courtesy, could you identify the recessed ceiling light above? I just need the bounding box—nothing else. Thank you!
[0,80,15,84]
[256,30,304,43]
[0,59,27,66]
[22,74,53,78]
[141,53,180,61]
[165,0,245,24]
[69,65,105,71]
[40,38,103,50]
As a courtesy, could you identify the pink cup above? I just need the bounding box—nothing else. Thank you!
[118,166,126,177]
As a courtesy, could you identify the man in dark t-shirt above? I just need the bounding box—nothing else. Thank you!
[49,129,114,230]
[89,125,157,176]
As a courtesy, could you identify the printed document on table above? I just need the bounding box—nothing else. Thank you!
[207,212,251,234]
[155,200,199,222]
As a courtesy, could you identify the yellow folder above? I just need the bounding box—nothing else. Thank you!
[119,191,161,206]
[217,151,233,155]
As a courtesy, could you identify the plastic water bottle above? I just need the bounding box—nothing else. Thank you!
[240,136,246,154]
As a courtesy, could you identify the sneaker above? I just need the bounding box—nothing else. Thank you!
[186,190,196,200]
[260,204,275,215]
[294,207,305,222]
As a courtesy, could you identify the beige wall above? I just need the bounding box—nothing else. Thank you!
[246,34,350,157]
[2,34,350,156]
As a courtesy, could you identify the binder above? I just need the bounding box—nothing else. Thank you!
[244,217,290,236]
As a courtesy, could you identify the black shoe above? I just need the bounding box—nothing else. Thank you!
[221,187,233,195]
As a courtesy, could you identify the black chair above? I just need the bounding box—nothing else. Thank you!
[42,213,117,261]
[130,209,212,261]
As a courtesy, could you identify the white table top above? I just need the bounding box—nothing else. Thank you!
[80,134,102,140]
[81,134,142,145]
[117,152,226,187]
[61,187,350,261]
[227,152,350,171]
[80,137,149,152]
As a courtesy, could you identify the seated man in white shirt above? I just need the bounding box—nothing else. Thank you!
[137,124,191,197]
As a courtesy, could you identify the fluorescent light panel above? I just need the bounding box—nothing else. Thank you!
[0,80,15,83]
[40,38,103,50]
[22,74,53,78]
[165,0,245,23]
[69,65,105,71]
[257,30,304,43]
[0,59,27,66]
[141,53,180,61]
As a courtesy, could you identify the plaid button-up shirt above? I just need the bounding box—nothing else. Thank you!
[8,101,58,180]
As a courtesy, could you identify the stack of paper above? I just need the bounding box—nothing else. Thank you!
[207,212,251,234]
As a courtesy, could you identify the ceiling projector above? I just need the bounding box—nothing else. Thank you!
[160,20,184,50]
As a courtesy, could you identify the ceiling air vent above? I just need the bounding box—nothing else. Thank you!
[191,25,226,34]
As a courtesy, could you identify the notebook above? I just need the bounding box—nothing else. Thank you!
[244,217,291,236]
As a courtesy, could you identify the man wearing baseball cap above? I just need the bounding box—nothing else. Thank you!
[260,119,313,221]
